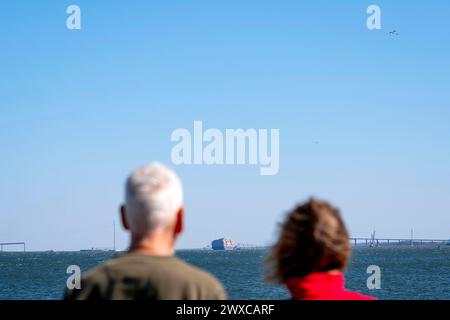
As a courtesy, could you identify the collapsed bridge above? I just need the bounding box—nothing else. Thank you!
[0,242,26,252]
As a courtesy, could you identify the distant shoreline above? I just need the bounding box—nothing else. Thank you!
[1,245,449,254]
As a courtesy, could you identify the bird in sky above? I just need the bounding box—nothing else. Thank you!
[389,30,399,36]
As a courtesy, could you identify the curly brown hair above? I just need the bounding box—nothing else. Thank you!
[267,198,351,283]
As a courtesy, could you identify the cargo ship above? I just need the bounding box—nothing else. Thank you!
[211,238,238,251]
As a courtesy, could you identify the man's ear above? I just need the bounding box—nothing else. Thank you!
[120,205,129,230]
[174,207,184,235]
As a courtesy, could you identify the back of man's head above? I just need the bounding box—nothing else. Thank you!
[124,162,183,237]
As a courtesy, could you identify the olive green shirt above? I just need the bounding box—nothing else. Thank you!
[64,253,227,300]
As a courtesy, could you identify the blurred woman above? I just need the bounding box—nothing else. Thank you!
[267,198,375,300]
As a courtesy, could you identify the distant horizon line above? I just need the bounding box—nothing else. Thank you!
[2,237,450,253]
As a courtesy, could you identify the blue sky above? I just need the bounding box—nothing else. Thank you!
[1,1,449,250]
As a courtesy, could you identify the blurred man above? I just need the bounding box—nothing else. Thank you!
[65,162,226,300]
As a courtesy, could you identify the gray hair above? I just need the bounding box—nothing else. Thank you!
[125,162,183,236]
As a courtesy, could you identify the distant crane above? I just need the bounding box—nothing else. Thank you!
[113,219,116,252]
[369,230,377,247]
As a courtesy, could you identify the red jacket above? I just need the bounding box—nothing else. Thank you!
[286,272,376,300]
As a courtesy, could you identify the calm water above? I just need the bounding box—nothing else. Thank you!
[0,247,449,300]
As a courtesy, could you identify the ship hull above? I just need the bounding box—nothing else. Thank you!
[211,238,238,251]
